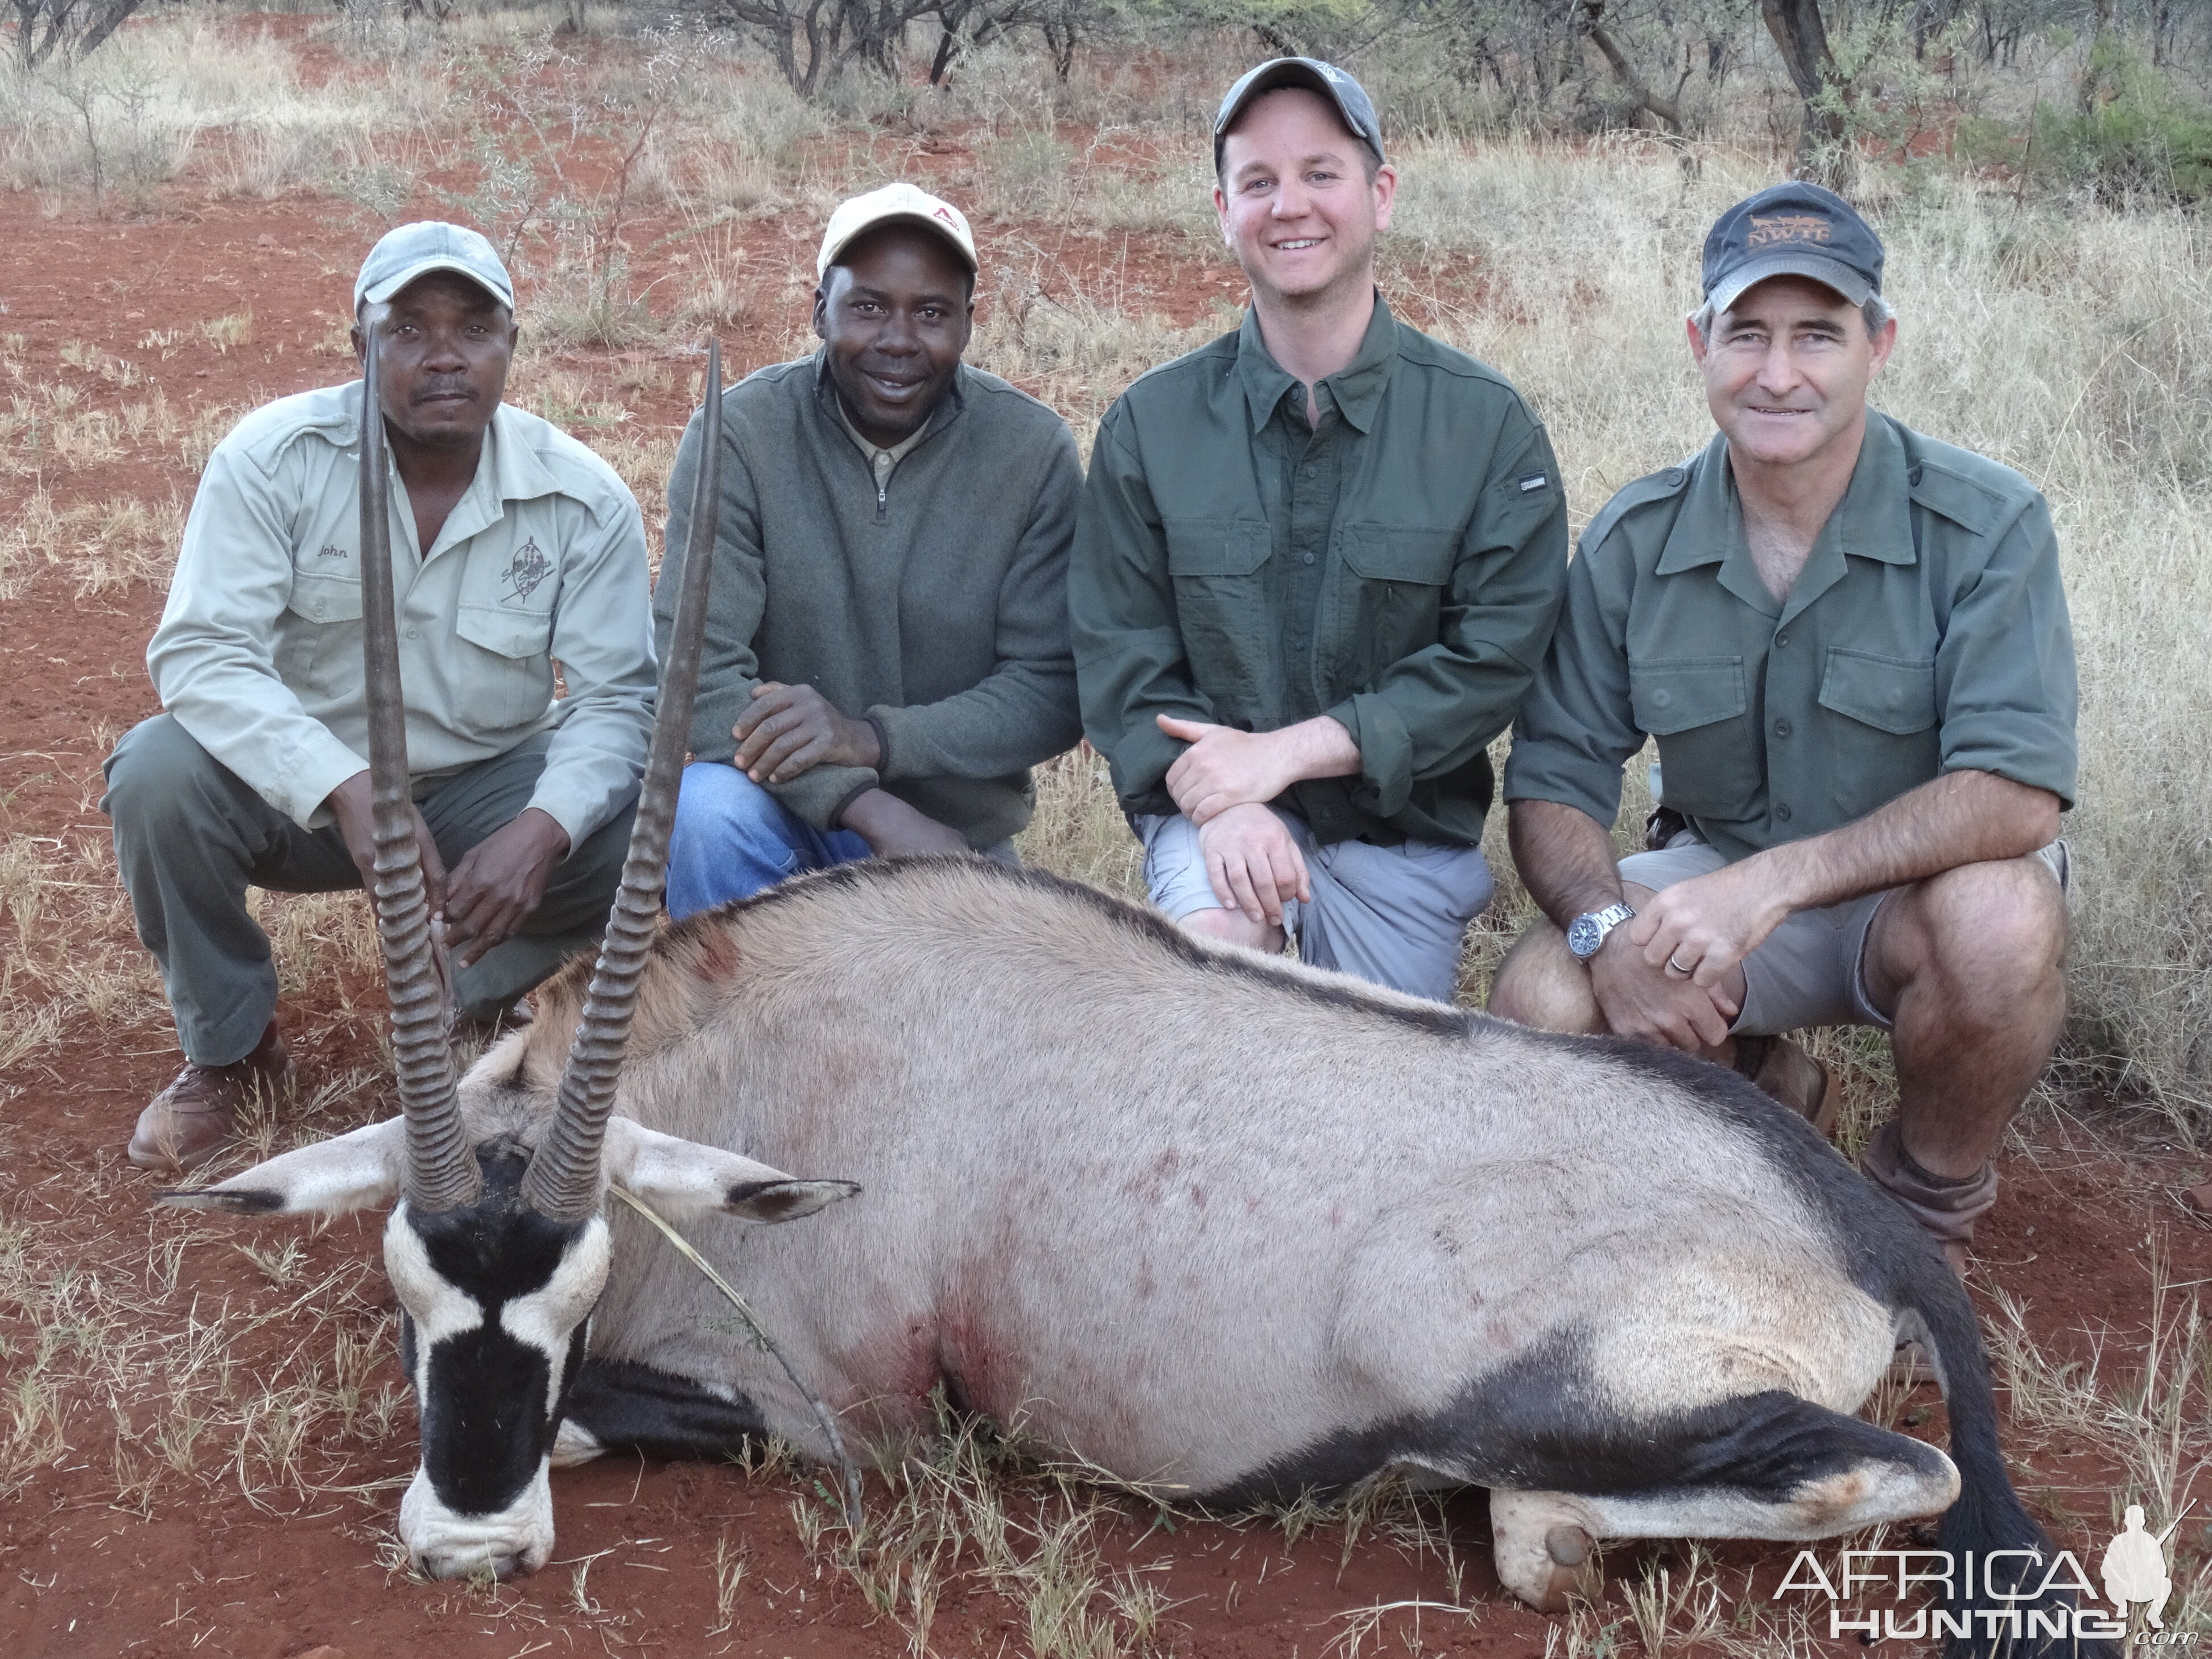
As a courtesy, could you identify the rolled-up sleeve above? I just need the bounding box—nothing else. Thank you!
[149,441,368,830]
[659,403,876,830]
[530,495,655,847]
[1501,520,1647,828]
[1326,418,1570,817]
[1934,493,2077,808]
[1068,407,1215,809]
[870,424,1084,779]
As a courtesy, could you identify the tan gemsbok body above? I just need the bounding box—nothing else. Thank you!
[165,335,2103,1659]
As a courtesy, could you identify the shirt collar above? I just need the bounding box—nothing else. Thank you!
[1235,291,1399,436]
[1654,413,1918,612]
[833,391,931,466]
[486,401,563,504]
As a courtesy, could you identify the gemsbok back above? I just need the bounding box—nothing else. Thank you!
[162,333,2108,1659]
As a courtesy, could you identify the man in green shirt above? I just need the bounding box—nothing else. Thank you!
[1492,183,2077,1273]
[1070,59,1569,1001]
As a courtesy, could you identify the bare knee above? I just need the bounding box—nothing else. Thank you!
[1487,921,1604,1033]
[1177,906,1285,956]
[1877,857,2068,1015]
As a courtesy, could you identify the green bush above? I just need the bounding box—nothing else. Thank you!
[1963,50,2212,204]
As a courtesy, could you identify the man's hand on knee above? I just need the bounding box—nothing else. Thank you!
[735,682,880,785]
[1196,803,1309,927]
[1587,931,1739,1053]
[325,769,447,914]
[1626,855,1794,994]
[444,807,569,968]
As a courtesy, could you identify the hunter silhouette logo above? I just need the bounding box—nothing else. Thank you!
[2103,1503,2184,1628]
[1746,213,1833,249]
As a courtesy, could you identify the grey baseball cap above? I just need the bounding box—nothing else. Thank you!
[353,220,515,315]
[1701,181,1884,316]
[1214,57,1384,172]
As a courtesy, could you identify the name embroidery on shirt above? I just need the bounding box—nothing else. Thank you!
[316,543,350,560]
[501,537,552,604]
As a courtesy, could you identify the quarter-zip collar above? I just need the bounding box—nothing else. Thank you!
[812,350,965,522]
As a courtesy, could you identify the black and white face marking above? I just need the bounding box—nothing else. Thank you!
[384,1140,610,1580]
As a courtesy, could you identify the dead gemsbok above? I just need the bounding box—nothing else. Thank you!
[163,332,2104,1658]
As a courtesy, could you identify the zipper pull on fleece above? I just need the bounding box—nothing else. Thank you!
[873,449,893,523]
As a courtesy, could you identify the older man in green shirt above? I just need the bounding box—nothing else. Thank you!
[1492,184,2076,1273]
[1071,59,1569,1001]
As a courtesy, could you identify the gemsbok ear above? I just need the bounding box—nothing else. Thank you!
[156,1118,406,1217]
[602,1117,859,1224]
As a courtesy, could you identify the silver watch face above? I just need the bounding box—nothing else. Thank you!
[1567,913,1604,958]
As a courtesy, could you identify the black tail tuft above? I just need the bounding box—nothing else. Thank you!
[1896,1232,2121,1659]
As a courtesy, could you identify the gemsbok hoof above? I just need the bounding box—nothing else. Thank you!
[1540,1524,1601,1611]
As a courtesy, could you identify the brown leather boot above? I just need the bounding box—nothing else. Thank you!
[1734,1034,1842,1138]
[127,1021,295,1173]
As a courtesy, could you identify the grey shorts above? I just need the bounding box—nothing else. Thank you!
[1616,835,2071,1035]
[1135,810,1493,1004]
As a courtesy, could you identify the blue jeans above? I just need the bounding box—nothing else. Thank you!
[666,763,872,921]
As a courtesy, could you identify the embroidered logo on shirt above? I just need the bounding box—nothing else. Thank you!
[501,537,551,604]
[1746,213,1833,249]
[316,543,350,560]
[1517,472,1549,493]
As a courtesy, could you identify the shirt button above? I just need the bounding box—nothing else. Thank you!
[1302,552,1315,564]
[1774,720,1792,738]
[1775,802,1793,822]
[405,626,419,639]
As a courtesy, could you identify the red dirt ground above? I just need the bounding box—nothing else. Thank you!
[2,25,2209,1659]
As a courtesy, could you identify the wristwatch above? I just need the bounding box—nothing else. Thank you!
[1566,902,1635,959]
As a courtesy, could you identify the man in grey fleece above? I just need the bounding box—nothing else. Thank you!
[657,184,1083,915]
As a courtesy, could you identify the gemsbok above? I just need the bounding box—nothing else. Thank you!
[162,332,2106,1659]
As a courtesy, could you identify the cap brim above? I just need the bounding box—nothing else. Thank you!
[816,213,979,280]
[1708,253,1874,315]
[360,257,514,311]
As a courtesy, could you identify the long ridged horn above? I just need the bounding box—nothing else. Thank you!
[522,339,724,1222]
[359,320,478,1215]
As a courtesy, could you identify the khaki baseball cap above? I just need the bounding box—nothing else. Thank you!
[354,220,515,314]
[816,183,978,281]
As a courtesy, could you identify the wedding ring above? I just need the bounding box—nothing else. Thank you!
[1667,954,1693,975]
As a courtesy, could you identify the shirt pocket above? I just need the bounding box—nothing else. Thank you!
[1164,518,1272,711]
[1629,655,1760,818]
[1817,647,1941,817]
[1339,524,1458,671]
[280,569,365,688]
[453,602,556,730]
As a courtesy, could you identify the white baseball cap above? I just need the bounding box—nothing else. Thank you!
[816,183,978,281]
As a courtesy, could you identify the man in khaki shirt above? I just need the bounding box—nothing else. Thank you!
[102,221,655,1172]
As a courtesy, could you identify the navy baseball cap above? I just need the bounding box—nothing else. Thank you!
[1701,182,1884,316]
[1214,57,1384,172]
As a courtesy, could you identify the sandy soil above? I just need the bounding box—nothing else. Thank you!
[2,38,2209,1658]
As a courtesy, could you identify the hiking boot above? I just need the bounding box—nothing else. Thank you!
[127,1020,294,1173]
[1735,1034,1841,1138]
